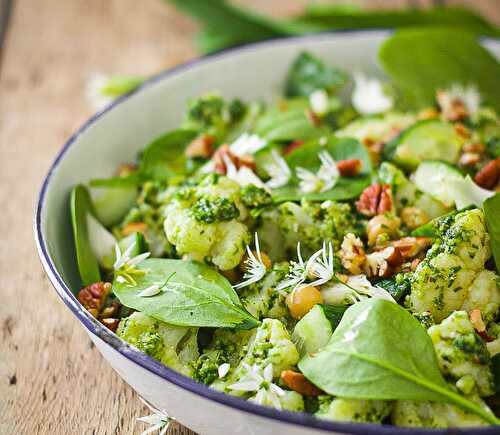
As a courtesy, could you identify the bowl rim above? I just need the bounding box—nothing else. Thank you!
[34,30,499,434]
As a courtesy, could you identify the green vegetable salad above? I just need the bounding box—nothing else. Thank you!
[72,29,500,427]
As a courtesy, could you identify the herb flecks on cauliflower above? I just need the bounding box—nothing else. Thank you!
[316,395,392,424]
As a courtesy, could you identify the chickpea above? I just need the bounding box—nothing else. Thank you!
[400,207,429,230]
[286,285,323,319]
[366,214,401,247]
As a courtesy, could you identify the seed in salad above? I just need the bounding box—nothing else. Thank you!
[286,285,323,320]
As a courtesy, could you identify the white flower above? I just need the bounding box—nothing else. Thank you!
[229,364,284,410]
[305,241,335,287]
[114,241,151,285]
[296,167,324,193]
[296,151,339,193]
[309,89,329,116]
[276,242,307,292]
[448,175,495,209]
[445,83,481,115]
[136,397,173,435]
[264,149,291,188]
[222,154,270,192]
[230,133,267,157]
[138,284,162,298]
[321,274,395,305]
[352,73,393,115]
[234,233,268,289]
[218,363,231,379]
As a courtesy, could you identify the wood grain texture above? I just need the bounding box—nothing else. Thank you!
[0,1,497,434]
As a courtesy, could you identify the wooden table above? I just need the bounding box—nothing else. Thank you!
[1,1,498,434]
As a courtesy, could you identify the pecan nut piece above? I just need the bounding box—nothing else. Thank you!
[391,237,432,259]
[474,158,500,190]
[283,139,304,155]
[77,282,112,318]
[337,159,362,177]
[122,221,148,237]
[280,370,323,396]
[101,318,120,332]
[436,90,468,121]
[356,184,393,216]
[185,134,215,159]
[212,144,255,175]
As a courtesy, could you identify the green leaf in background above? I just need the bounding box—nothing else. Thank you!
[299,299,499,425]
[379,28,500,111]
[113,258,260,329]
[284,52,347,98]
[71,185,102,285]
[139,129,198,181]
[294,6,499,37]
[484,193,500,273]
[320,304,348,331]
[272,136,372,202]
[97,75,146,98]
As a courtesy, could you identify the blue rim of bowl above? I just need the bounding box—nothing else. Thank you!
[34,31,499,434]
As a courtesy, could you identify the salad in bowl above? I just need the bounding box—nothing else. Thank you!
[65,30,500,430]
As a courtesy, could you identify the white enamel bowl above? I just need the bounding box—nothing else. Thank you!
[35,31,500,435]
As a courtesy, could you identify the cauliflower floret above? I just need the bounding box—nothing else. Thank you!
[408,209,492,321]
[278,391,305,412]
[392,396,493,427]
[428,311,494,396]
[163,175,251,270]
[461,270,500,322]
[117,312,198,376]
[315,396,392,424]
[278,200,360,255]
[238,262,289,320]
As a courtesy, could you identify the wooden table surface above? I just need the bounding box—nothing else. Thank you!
[1,1,498,434]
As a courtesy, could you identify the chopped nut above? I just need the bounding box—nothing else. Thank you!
[356,184,393,217]
[463,142,486,154]
[122,222,148,237]
[283,140,304,155]
[305,109,321,126]
[459,152,481,168]
[436,90,468,121]
[366,214,401,247]
[474,158,500,190]
[100,302,120,319]
[339,233,366,275]
[364,246,402,278]
[77,282,112,318]
[391,237,432,259]
[101,318,120,332]
[185,134,215,159]
[417,108,439,120]
[454,123,471,139]
[337,159,362,177]
[280,370,323,396]
[400,207,429,230]
[212,144,255,175]
[469,309,486,333]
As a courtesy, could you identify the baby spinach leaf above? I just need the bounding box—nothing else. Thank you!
[272,136,372,202]
[299,299,500,425]
[113,258,259,329]
[284,52,347,98]
[71,185,102,285]
[376,278,410,302]
[320,304,348,331]
[139,129,198,181]
[484,193,500,273]
[379,29,500,111]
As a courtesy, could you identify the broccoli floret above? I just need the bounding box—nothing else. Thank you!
[240,184,273,213]
[278,200,360,255]
[315,395,392,424]
[392,396,493,427]
[117,312,198,376]
[428,311,494,397]
[191,197,240,223]
[164,176,251,270]
[183,93,247,140]
[408,209,492,321]
[238,262,290,320]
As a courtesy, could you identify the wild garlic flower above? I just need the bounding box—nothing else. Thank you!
[222,154,270,192]
[444,83,481,115]
[113,241,151,286]
[229,363,284,410]
[276,243,307,292]
[305,241,335,287]
[137,273,176,298]
[136,397,173,435]
[230,133,267,157]
[86,73,146,110]
[264,149,291,189]
[321,274,395,305]
[234,233,267,289]
[309,89,329,116]
[297,151,339,193]
[352,73,393,115]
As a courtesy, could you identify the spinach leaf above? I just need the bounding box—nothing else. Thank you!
[484,193,500,273]
[113,258,259,329]
[139,129,197,181]
[379,29,500,111]
[412,205,475,238]
[71,185,102,285]
[272,136,372,202]
[299,299,499,425]
[284,52,347,98]
[376,278,410,302]
[320,304,348,331]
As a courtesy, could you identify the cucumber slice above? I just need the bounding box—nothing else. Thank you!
[292,305,332,356]
[91,185,137,227]
[414,160,463,207]
[391,120,462,170]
